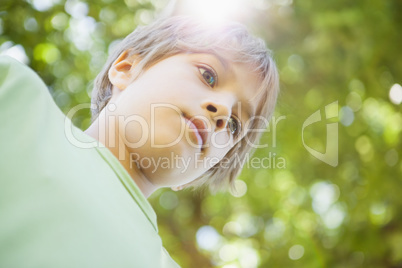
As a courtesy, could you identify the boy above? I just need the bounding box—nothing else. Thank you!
[0,16,279,267]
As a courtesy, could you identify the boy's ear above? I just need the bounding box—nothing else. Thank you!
[108,50,139,90]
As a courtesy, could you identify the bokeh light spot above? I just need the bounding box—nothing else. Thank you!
[264,218,286,241]
[355,135,374,162]
[219,244,238,262]
[389,83,402,105]
[34,43,61,64]
[65,0,89,19]
[24,17,39,32]
[29,0,58,12]
[223,221,242,236]
[340,106,354,126]
[385,149,399,167]
[66,16,97,51]
[196,226,222,251]
[346,91,362,111]
[231,180,247,197]
[288,244,304,260]
[159,191,179,210]
[51,12,69,31]
[235,213,259,238]
[322,203,346,229]
[370,202,392,226]
[348,79,366,98]
[310,182,340,215]
[239,247,260,268]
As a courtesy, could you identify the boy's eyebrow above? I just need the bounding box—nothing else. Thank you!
[209,53,230,73]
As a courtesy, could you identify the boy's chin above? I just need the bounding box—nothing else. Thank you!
[142,166,201,188]
[130,144,207,186]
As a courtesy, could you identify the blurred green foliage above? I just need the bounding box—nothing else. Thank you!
[1,0,401,267]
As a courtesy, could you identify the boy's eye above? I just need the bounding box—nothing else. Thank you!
[228,116,241,136]
[198,66,217,88]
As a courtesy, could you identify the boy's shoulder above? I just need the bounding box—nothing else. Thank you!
[0,56,181,268]
[0,56,51,104]
[0,56,36,83]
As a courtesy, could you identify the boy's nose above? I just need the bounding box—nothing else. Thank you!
[202,101,232,131]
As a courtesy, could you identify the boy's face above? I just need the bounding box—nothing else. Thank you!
[108,53,261,188]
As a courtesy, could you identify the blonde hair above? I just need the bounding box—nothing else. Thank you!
[91,16,279,192]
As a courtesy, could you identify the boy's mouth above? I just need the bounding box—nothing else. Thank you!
[183,115,208,148]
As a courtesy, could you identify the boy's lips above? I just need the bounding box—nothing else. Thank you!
[184,116,208,147]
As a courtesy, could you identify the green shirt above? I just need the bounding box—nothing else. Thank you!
[0,56,179,268]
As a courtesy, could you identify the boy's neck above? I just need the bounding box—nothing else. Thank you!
[84,108,158,198]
